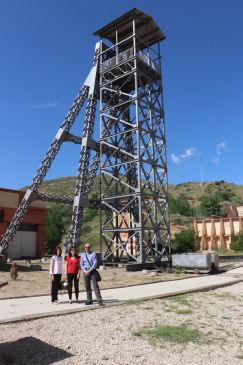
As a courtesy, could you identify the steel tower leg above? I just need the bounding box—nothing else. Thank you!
[64,43,100,249]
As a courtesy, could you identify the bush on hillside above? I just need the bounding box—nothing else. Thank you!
[83,208,98,222]
[45,204,72,253]
[199,194,222,216]
[231,233,243,251]
[169,194,192,216]
[171,229,195,254]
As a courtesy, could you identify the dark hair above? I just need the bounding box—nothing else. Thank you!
[54,246,62,256]
[68,246,78,258]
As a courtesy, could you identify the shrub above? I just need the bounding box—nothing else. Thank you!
[82,225,92,234]
[83,208,98,222]
[231,233,243,251]
[169,194,192,216]
[45,204,72,252]
[171,229,195,253]
[199,194,221,216]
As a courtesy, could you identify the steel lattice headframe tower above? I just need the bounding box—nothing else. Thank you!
[0,8,170,264]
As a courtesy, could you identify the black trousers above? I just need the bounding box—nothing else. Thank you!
[67,273,79,300]
[83,271,102,303]
[51,274,61,302]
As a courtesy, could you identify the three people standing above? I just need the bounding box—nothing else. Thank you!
[50,243,102,305]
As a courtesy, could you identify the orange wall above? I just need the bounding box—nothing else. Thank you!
[0,189,46,257]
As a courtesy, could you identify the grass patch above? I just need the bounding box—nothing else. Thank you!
[167,295,190,305]
[124,298,144,305]
[217,247,243,256]
[134,325,203,343]
[170,266,183,274]
[166,304,178,311]
[219,264,237,273]
[176,309,193,315]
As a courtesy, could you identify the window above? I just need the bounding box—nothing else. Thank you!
[0,210,4,223]
[18,224,38,232]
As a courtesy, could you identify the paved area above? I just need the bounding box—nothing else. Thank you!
[0,268,242,324]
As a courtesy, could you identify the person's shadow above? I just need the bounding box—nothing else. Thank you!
[0,337,73,365]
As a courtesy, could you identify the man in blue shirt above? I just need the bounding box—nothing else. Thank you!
[80,243,103,305]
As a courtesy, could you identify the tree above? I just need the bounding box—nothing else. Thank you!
[231,233,243,251]
[199,194,221,216]
[45,204,72,252]
[169,194,192,216]
[171,229,195,254]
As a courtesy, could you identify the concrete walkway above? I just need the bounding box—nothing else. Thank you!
[0,268,242,324]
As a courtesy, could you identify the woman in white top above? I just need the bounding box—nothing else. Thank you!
[50,246,63,303]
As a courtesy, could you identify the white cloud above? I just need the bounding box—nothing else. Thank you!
[216,142,227,155]
[171,153,181,164]
[180,147,196,159]
[30,101,60,109]
[212,141,228,163]
[171,147,197,164]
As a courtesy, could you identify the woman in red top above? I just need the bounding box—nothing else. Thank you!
[65,246,80,303]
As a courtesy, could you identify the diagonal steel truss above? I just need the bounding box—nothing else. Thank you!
[0,15,170,264]
[0,42,100,255]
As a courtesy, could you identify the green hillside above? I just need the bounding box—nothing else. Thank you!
[169,180,243,205]
[37,176,243,201]
[38,176,243,207]
[29,177,243,251]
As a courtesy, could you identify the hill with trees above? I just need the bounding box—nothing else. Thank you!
[28,177,243,252]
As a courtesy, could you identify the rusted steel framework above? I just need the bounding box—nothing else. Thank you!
[0,9,170,264]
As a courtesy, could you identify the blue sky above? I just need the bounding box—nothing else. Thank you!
[0,0,243,189]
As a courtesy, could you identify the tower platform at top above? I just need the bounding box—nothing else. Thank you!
[94,8,166,49]
[94,8,166,93]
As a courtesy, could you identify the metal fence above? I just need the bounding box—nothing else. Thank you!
[100,47,160,74]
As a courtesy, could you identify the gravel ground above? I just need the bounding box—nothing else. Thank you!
[0,281,243,365]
